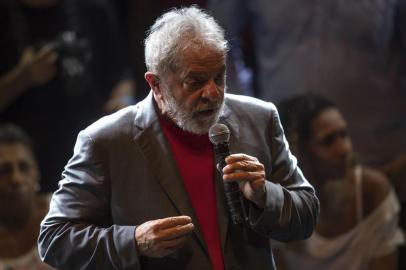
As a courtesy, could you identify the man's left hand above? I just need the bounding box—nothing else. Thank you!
[222,153,266,208]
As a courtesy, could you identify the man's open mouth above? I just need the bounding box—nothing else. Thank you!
[195,109,216,118]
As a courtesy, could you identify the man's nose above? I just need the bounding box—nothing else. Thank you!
[201,79,220,101]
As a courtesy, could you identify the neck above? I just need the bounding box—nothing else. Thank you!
[0,195,48,257]
[153,95,173,121]
[0,208,33,232]
[0,213,41,258]
[0,195,44,231]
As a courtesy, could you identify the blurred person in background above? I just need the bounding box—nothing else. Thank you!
[0,124,54,270]
[275,94,404,270]
[0,0,136,192]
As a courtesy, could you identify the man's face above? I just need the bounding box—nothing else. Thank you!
[307,108,353,180]
[158,47,226,134]
[0,143,39,225]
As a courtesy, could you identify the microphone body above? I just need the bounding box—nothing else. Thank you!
[209,124,244,225]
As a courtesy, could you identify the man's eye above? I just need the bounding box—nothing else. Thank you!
[185,79,205,90]
[214,74,224,85]
[191,80,205,86]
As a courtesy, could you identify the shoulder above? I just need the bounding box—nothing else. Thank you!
[224,94,285,134]
[83,105,138,142]
[225,93,277,113]
[362,166,392,214]
[224,94,279,123]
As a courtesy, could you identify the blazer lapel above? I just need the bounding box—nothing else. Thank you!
[133,93,208,255]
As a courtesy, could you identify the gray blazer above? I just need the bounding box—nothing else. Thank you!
[38,93,319,270]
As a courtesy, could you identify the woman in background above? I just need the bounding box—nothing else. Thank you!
[275,94,404,270]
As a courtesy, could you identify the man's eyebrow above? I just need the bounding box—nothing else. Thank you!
[180,64,226,80]
[181,72,209,83]
[186,72,207,78]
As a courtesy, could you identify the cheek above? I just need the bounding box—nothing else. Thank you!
[26,176,38,191]
[313,148,333,162]
[183,93,201,108]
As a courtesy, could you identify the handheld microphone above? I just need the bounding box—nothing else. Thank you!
[209,123,244,225]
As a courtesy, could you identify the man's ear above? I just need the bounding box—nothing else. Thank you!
[145,71,166,113]
[145,72,161,94]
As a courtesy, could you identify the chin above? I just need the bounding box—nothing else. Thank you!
[179,112,219,134]
[196,116,220,133]
[183,122,212,135]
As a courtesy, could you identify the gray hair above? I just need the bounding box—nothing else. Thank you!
[144,6,228,76]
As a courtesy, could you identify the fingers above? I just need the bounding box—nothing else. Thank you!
[158,235,189,250]
[156,216,193,229]
[135,216,194,258]
[223,161,264,175]
[153,216,194,242]
[21,46,59,86]
[223,154,264,178]
[221,153,267,208]
[20,46,58,65]
[222,153,266,192]
[148,235,189,258]
[224,154,263,170]
[160,222,194,241]
[36,45,58,61]
[225,153,257,163]
[223,170,265,183]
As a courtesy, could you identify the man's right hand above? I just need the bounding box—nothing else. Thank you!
[135,216,194,258]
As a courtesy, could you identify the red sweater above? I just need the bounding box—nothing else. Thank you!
[159,115,224,270]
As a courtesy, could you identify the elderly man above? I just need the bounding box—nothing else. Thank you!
[38,6,319,270]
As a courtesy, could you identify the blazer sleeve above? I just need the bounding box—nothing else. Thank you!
[244,104,320,241]
[38,130,141,270]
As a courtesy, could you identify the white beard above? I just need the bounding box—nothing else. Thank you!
[161,87,225,135]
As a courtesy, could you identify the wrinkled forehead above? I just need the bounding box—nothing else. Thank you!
[175,45,226,76]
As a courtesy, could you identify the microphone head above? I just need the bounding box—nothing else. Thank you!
[209,123,230,145]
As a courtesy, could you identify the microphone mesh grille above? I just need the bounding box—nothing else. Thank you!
[209,123,230,144]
